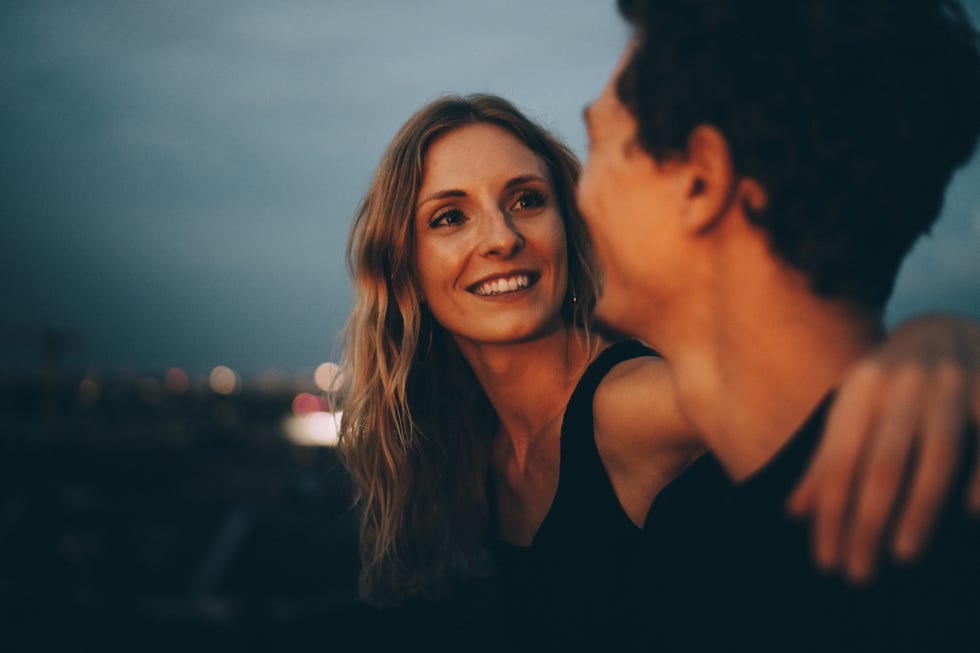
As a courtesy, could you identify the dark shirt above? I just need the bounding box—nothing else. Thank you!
[639,395,980,651]
[492,340,656,652]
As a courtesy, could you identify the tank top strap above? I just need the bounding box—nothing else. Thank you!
[535,340,658,543]
[569,340,658,417]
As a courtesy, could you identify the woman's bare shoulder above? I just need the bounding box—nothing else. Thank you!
[592,351,698,460]
[591,350,702,525]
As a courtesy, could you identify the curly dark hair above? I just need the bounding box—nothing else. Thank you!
[616,0,980,310]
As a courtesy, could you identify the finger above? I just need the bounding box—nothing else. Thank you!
[809,362,883,570]
[967,382,980,514]
[968,442,980,514]
[892,363,966,561]
[787,460,818,517]
[842,368,922,584]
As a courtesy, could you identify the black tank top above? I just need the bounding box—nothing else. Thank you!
[492,339,658,651]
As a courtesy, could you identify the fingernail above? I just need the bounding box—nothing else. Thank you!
[846,556,872,586]
[893,533,918,562]
[815,544,836,572]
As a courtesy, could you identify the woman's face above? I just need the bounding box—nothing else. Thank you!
[413,123,569,349]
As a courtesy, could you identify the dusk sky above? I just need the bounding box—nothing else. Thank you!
[3,1,979,376]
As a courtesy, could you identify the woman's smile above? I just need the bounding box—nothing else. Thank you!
[468,272,538,297]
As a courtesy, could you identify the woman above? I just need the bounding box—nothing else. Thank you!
[338,94,980,647]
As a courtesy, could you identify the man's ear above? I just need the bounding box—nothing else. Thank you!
[682,125,737,234]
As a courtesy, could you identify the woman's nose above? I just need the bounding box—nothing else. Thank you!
[478,211,525,257]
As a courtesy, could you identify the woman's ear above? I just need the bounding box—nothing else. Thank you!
[682,125,737,234]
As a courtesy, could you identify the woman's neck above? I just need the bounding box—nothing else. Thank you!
[456,326,594,467]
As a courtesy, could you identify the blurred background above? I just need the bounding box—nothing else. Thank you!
[2,1,979,650]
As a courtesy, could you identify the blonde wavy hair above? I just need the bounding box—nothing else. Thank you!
[338,94,598,604]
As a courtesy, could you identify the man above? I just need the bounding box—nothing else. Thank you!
[577,1,980,649]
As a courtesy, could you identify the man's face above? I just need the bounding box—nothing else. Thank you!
[576,45,687,339]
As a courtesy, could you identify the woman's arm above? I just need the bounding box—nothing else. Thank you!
[788,312,980,583]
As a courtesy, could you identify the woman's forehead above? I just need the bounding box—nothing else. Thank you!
[420,124,549,191]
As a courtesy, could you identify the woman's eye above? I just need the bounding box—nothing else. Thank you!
[511,190,546,212]
[430,207,466,228]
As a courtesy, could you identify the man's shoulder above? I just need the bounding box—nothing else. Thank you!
[640,410,980,650]
[725,423,980,649]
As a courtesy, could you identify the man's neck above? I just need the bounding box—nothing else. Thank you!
[646,267,882,482]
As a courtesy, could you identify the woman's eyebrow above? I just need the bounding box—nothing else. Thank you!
[418,174,546,208]
[504,174,548,190]
[417,188,466,208]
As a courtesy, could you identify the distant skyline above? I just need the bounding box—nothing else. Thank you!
[3,1,979,375]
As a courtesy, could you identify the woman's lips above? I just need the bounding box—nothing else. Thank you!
[468,272,538,296]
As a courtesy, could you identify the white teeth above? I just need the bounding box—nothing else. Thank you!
[474,274,531,296]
